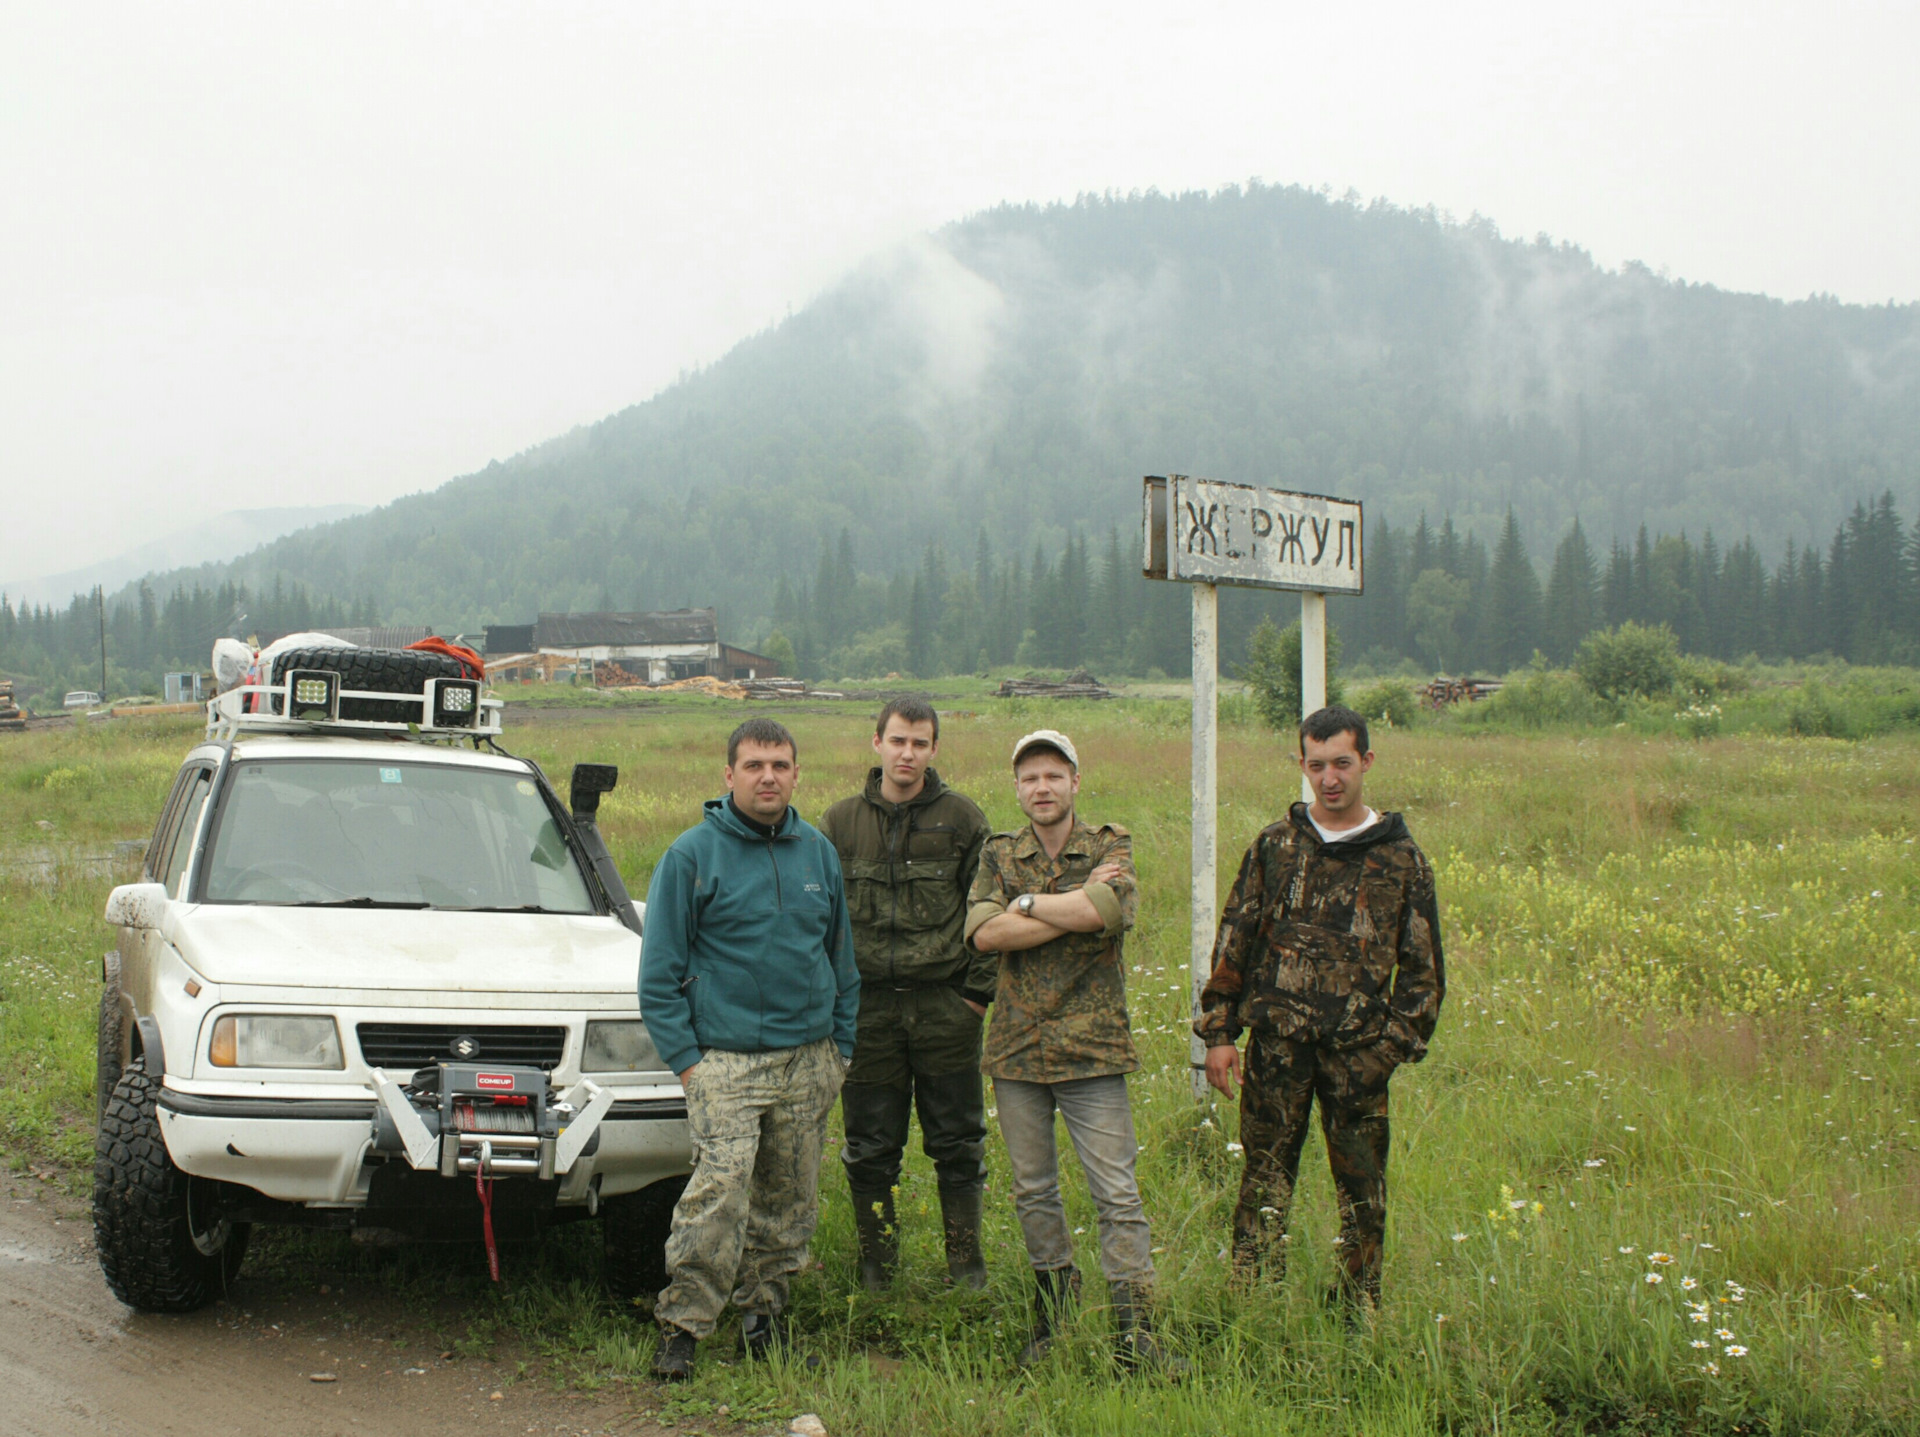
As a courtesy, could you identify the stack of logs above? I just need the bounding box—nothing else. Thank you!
[0,681,24,732]
[995,670,1114,700]
[1417,676,1503,708]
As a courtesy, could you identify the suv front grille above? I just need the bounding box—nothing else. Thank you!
[356,1023,569,1072]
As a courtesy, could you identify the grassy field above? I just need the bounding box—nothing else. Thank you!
[2,697,1917,1434]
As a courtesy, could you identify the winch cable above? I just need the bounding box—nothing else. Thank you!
[475,1160,502,1282]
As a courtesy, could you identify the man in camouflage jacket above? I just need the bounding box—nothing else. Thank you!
[1198,705,1444,1311]
[967,729,1177,1373]
[818,697,992,1291]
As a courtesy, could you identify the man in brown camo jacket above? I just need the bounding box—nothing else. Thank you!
[1197,704,1444,1312]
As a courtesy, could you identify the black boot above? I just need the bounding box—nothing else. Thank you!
[740,1309,786,1361]
[939,1188,988,1289]
[1016,1265,1081,1366]
[850,1186,898,1292]
[652,1325,696,1380]
[1109,1282,1187,1377]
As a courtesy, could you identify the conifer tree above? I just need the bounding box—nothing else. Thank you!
[1544,518,1598,663]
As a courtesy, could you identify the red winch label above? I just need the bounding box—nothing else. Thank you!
[474,1072,515,1090]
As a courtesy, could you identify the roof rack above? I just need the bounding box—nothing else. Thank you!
[206,672,504,742]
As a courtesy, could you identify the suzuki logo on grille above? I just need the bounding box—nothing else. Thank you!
[451,1036,480,1059]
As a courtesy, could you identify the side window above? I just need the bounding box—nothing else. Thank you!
[159,770,214,899]
[146,767,200,879]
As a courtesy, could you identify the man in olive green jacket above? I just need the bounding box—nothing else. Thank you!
[818,696,992,1290]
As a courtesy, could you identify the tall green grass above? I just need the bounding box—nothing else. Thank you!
[2,705,1916,1432]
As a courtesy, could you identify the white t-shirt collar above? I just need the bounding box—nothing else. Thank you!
[1307,805,1378,846]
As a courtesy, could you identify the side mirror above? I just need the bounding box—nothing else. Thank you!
[105,882,171,929]
[570,764,619,822]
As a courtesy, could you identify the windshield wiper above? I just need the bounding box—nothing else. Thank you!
[448,904,566,914]
[290,897,432,909]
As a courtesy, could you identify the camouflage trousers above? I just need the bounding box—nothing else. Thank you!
[1232,1032,1400,1305]
[655,1038,846,1339]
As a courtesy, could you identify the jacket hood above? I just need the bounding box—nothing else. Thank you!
[859,766,949,810]
[1288,801,1411,855]
[703,796,801,841]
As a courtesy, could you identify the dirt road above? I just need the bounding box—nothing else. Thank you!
[0,1174,669,1437]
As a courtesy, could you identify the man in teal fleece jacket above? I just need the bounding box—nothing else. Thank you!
[640,717,860,1380]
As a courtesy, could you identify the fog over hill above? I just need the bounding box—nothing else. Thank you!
[115,184,1920,643]
[4,505,367,609]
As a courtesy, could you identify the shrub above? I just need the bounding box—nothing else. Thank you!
[1575,622,1681,701]
[1238,618,1343,730]
[1348,678,1418,729]
[1675,654,1751,699]
[1462,666,1613,729]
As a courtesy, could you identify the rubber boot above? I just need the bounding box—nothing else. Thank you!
[1016,1265,1081,1367]
[850,1186,898,1292]
[1110,1281,1187,1377]
[938,1188,988,1289]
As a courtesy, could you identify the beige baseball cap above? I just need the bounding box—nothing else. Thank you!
[1011,728,1079,769]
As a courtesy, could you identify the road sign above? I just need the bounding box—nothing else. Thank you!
[1143,475,1362,594]
[1142,473,1359,1100]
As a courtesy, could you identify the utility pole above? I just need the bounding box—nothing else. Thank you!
[96,586,107,700]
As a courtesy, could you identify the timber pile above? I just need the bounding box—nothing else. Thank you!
[1418,676,1503,708]
[0,681,23,732]
[654,675,749,699]
[740,678,809,699]
[995,670,1114,700]
[592,661,650,688]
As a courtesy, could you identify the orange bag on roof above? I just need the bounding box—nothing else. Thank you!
[407,636,486,681]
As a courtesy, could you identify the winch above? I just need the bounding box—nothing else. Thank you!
[369,1061,613,1181]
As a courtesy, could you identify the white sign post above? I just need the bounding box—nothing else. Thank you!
[1143,475,1362,1099]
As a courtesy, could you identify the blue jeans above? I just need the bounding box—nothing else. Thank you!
[992,1074,1155,1285]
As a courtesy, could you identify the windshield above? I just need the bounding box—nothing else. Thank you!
[201,759,597,912]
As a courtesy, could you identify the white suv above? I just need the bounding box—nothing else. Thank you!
[93,650,689,1311]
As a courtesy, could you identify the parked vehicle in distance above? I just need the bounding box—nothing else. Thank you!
[94,644,688,1312]
[65,690,104,709]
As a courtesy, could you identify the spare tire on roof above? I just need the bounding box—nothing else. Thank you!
[268,646,468,723]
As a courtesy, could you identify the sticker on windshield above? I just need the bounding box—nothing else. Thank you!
[516,780,536,797]
[379,768,403,785]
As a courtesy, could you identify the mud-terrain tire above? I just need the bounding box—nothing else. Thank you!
[268,646,467,723]
[603,1176,687,1311]
[94,1067,250,1312]
[95,981,123,1129]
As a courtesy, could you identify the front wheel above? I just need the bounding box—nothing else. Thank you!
[93,1067,249,1311]
[603,1176,686,1311]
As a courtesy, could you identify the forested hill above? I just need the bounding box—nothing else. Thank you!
[85,184,1920,656]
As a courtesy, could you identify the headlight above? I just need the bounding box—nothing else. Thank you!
[583,1020,662,1073]
[209,1014,344,1069]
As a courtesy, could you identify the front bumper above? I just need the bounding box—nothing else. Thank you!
[157,1085,688,1206]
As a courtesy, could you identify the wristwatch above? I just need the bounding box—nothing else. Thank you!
[1016,894,1036,917]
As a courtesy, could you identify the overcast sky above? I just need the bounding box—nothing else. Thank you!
[4,1,1914,585]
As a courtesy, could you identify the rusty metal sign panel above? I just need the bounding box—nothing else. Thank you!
[1142,474,1362,594]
